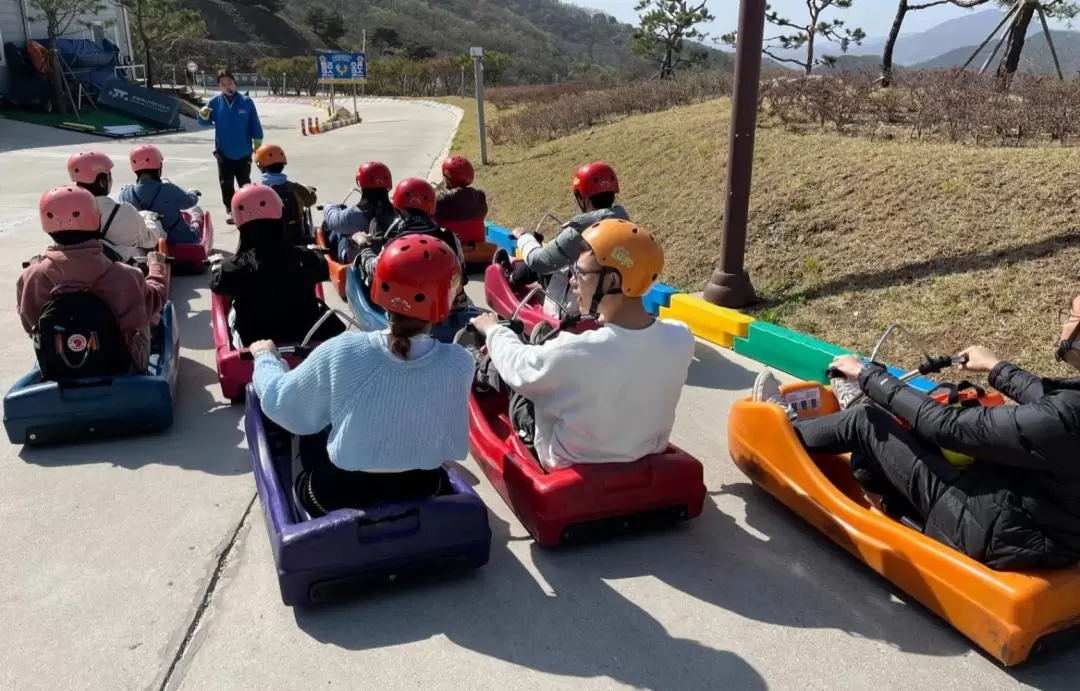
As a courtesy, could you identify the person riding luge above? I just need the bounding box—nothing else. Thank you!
[752,298,1080,571]
[66,151,164,261]
[209,184,345,348]
[119,145,203,246]
[506,162,630,318]
[462,218,695,470]
[17,186,169,376]
[248,235,475,517]
[254,144,317,245]
[323,161,397,264]
[352,177,471,328]
[434,155,488,224]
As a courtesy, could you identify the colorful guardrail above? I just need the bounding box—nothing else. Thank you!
[483,221,939,391]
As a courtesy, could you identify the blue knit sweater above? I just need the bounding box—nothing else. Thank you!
[252,330,476,472]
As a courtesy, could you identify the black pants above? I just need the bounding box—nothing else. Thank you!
[471,350,537,451]
[296,432,448,518]
[216,154,252,212]
[793,405,1068,570]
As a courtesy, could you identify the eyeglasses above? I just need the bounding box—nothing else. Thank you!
[570,264,603,281]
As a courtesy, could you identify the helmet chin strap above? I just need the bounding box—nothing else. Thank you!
[585,267,621,317]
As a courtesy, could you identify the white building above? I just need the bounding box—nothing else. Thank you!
[0,0,134,93]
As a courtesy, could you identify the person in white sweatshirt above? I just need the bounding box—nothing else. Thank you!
[463,218,695,470]
[67,151,164,261]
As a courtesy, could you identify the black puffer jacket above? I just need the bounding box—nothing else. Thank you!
[356,213,469,311]
[861,361,1080,569]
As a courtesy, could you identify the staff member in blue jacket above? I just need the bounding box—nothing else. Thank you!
[197,70,264,222]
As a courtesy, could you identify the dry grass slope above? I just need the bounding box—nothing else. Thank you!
[448,96,1080,374]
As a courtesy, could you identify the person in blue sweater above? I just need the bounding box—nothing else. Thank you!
[322,161,397,263]
[119,144,202,245]
[197,70,264,221]
[249,234,475,516]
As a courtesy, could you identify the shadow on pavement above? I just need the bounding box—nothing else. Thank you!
[294,509,768,690]
[686,341,758,391]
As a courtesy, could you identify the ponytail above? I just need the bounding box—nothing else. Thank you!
[387,313,430,359]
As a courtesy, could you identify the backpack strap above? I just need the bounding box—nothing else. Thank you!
[101,204,120,237]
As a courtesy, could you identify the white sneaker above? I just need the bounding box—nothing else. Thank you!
[753,371,798,420]
[830,377,863,409]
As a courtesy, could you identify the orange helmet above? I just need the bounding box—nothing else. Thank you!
[581,218,663,298]
[254,144,287,169]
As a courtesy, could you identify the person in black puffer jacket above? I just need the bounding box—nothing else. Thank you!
[210,184,345,347]
[753,298,1080,571]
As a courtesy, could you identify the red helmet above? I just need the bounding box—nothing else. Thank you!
[67,151,114,185]
[130,144,164,173]
[372,236,462,323]
[391,178,436,216]
[356,161,392,190]
[441,155,475,188]
[572,162,619,199]
[40,186,101,234]
[231,184,284,226]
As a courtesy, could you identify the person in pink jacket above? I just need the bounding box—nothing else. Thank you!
[16,186,169,374]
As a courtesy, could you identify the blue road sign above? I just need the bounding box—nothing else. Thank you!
[316,51,367,84]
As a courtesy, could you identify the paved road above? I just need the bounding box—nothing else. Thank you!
[0,100,1075,691]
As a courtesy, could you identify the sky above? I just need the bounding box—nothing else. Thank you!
[568,1,1069,41]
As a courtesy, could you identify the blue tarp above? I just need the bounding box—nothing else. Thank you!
[31,37,121,95]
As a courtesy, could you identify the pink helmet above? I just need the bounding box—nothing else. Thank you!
[39,186,102,233]
[231,184,284,226]
[67,151,114,185]
[129,144,164,173]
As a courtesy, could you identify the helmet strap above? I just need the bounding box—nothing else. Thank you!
[586,267,621,317]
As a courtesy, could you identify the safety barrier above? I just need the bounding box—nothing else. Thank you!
[480,221,943,390]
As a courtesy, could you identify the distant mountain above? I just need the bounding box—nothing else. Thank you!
[810,54,884,75]
[178,0,734,84]
[771,9,1040,68]
[912,30,1080,75]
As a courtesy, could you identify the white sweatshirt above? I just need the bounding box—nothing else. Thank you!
[96,196,165,260]
[486,318,695,469]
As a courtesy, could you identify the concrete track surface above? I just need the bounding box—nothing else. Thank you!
[0,100,1075,691]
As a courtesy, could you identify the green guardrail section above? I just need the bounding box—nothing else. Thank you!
[733,321,855,384]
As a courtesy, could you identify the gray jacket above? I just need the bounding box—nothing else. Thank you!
[518,206,630,317]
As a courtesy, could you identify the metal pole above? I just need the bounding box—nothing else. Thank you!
[978,19,1011,74]
[473,53,488,165]
[959,0,1020,71]
[1037,4,1065,81]
[703,0,767,308]
[282,72,286,95]
[361,30,367,97]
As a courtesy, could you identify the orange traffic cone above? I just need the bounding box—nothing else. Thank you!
[301,119,307,136]
[306,117,313,134]
[314,117,321,134]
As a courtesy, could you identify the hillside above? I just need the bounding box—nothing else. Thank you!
[177,0,325,68]
[810,54,886,76]
[913,30,1080,75]
[178,0,732,84]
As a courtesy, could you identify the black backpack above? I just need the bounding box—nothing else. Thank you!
[34,290,131,380]
[271,183,305,245]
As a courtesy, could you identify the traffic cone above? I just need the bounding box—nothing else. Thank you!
[314,117,321,134]
[307,117,314,134]
[301,119,307,136]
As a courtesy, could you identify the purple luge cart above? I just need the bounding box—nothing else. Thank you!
[245,387,492,606]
